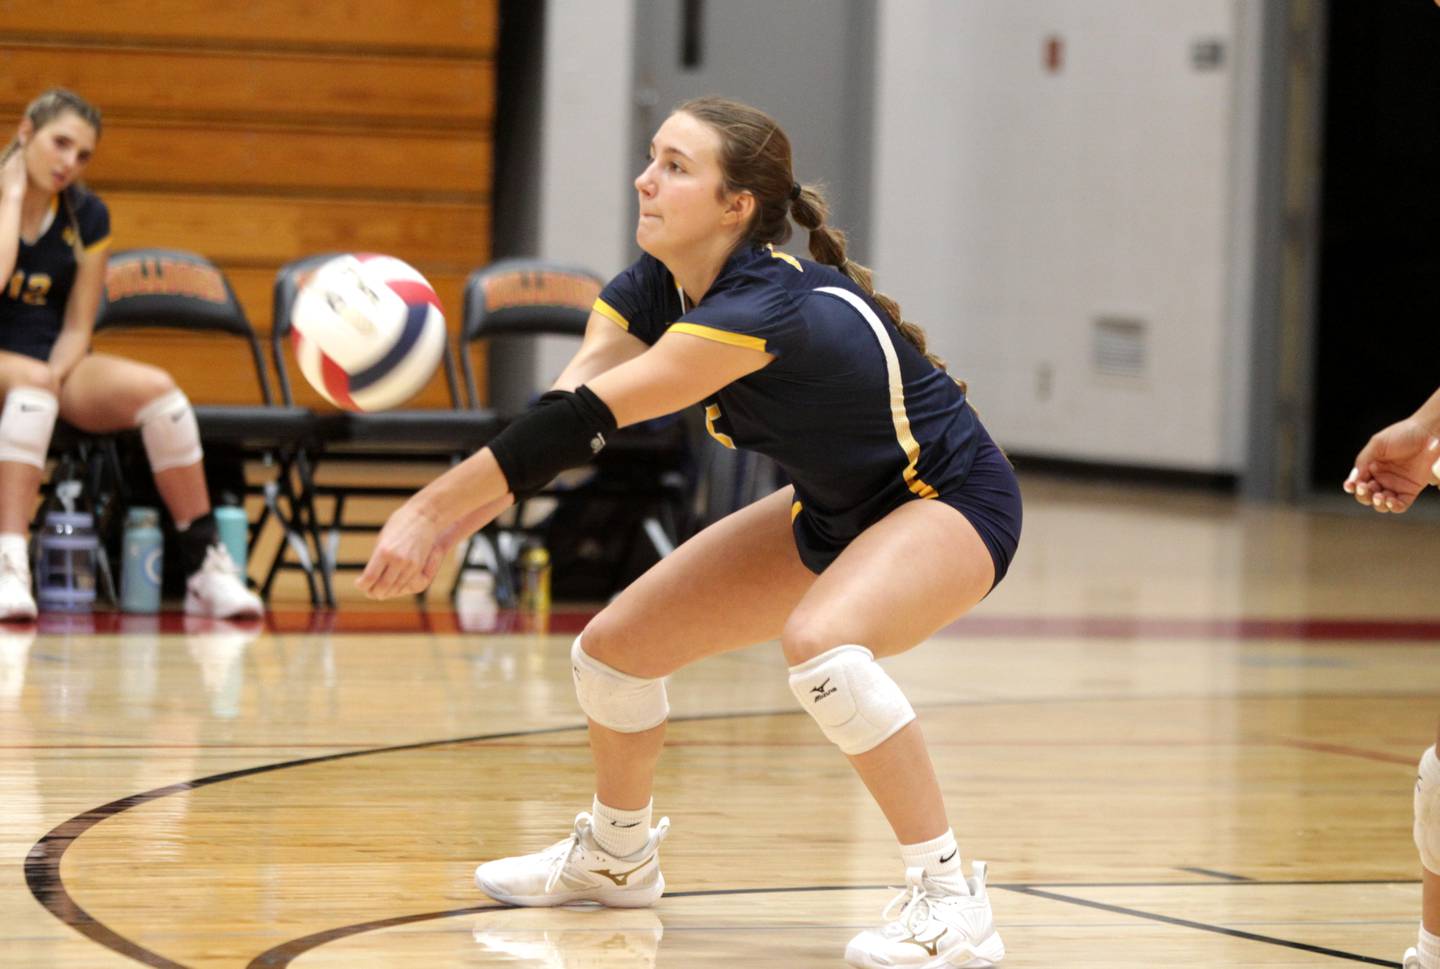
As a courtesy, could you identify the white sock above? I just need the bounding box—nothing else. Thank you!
[901,828,966,886]
[1419,925,1440,969]
[590,796,652,858]
[0,533,26,563]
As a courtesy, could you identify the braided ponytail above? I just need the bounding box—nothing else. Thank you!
[678,95,965,394]
[788,186,961,390]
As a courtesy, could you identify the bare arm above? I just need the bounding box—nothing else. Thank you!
[49,245,106,381]
[550,308,649,391]
[0,152,25,286]
[358,329,772,597]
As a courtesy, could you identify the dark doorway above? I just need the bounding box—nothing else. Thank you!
[1312,0,1440,489]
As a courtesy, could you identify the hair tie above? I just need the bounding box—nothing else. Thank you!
[789,182,802,202]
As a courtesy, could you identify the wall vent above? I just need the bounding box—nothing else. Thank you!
[1092,316,1148,379]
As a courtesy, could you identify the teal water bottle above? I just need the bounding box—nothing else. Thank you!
[121,507,164,614]
[213,503,248,576]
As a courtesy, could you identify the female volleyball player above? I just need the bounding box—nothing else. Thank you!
[1343,388,1440,969]
[0,89,261,621]
[361,96,1022,968]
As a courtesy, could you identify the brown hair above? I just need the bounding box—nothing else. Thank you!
[677,95,961,389]
[1,88,103,255]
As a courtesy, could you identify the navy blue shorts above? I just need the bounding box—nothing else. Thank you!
[791,423,1022,589]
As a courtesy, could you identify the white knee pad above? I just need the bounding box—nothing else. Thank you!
[0,387,58,469]
[788,644,916,755]
[570,635,670,733]
[136,389,203,472]
[1415,745,1440,874]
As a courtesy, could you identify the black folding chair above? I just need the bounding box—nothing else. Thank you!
[460,259,696,603]
[270,254,503,603]
[93,247,324,604]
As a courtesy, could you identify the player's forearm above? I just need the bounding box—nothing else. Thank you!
[47,327,90,381]
[1411,388,1440,435]
[410,447,511,530]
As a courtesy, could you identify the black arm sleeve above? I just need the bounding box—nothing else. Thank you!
[487,385,618,496]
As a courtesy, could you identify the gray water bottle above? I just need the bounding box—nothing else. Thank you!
[35,510,98,613]
[121,507,163,614]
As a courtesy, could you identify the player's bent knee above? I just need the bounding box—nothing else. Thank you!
[787,644,916,755]
[136,388,203,472]
[571,634,669,733]
[0,387,59,469]
[1415,745,1440,874]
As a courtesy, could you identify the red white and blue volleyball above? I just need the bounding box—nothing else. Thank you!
[291,253,447,412]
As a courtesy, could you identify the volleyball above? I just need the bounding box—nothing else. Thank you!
[290,253,447,412]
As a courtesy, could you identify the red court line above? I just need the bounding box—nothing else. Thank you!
[1278,737,1418,766]
[25,609,1440,640]
[941,615,1440,641]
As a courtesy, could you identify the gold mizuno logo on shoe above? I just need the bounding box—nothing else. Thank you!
[900,928,947,957]
[591,854,654,886]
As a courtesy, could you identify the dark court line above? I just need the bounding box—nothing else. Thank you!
[1175,866,1255,881]
[1009,886,1401,966]
[248,878,1416,968]
[24,709,1420,968]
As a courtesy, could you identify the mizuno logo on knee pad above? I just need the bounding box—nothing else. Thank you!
[787,644,917,756]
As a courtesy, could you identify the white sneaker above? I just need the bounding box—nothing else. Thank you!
[471,907,664,969]
[0,546,37,622]
[846,863,1005,969]
[475,812,670,908]
[1404,947,1420,968]
[184,544,263,619]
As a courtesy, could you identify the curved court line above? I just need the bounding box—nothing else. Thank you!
[24,722,592,969]
[24,703,1420,968]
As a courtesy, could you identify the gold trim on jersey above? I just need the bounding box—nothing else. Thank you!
[704,403,735,449]
[592,297,630,331]
[669,322,767,352]
[766,244,803,272]
[791,500,803,522]
[813,286,938,500]
[83,236,112,255]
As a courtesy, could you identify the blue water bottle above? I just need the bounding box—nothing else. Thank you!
[214,502,248,576]
[121,507,164,614]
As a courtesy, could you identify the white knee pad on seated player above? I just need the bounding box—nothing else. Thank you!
[0,387,59,469]
[1415,745,1440,874]
[571,635,669,732]
[135,388,203,472]
[787,644,916,755]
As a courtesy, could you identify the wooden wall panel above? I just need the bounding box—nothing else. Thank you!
[103,193,491,271]
[0,0,498,53]
[6,0,498,407]
[0,45,494,126]
[90,123,492,196]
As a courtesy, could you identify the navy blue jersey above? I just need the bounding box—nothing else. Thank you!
[596,244,980,531]
[1,191,111,361]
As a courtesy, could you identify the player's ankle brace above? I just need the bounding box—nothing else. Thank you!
[570,635,669,732]
[1415,745,1440,874]
[176,512,219,577]
[787,644,916,755]
[136,388,203,472]
[0,387,58,469]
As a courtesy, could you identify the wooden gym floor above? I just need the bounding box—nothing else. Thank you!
[2,475,1437,967]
